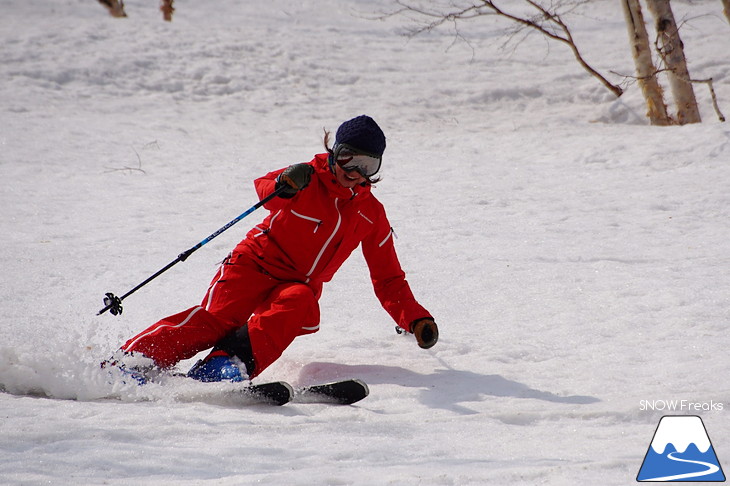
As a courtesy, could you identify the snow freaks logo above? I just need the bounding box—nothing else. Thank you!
[637,415,726,482]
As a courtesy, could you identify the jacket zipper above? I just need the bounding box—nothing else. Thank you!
[254,210,281,237]
[291,209,323,233]
[305,197,341,281]
[358,211,374,225]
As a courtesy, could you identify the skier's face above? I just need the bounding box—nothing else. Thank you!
[333,163,366,188]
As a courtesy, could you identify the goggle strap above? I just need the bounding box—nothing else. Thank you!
[335,143,381,160]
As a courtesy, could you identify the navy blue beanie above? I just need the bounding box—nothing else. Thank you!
[335,115,386,157]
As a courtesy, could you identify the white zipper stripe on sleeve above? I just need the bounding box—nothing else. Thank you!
[254,209,281,237]
[378,228,393,248]
[269,209,282,228]
[305,198,341,277]
[358,211,374,225]
[301,324,320,331]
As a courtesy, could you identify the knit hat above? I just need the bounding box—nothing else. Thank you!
[334,115,386,157]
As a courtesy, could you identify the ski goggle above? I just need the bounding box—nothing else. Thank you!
[333,143,382,178]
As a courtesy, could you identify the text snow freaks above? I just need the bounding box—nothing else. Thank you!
[640,400,724,412]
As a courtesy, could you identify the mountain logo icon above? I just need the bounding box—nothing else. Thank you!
[637,415,725,482]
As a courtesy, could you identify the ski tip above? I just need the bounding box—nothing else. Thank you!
[351,379,369,398]
[247,381,293,406]
[331,378,369,405]
[296,378,369,405]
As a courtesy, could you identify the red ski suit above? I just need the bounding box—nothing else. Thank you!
[122,154,431,377]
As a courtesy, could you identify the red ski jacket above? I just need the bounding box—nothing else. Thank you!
[234,153,431,331]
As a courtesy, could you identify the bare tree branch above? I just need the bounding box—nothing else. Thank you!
[160,0,175,22]
[97,0,126,18]
[104,147,147,175]
[389,0,623,97]
[689,77,726,122]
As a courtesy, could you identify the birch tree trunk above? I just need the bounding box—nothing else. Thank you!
[621,0,670,125]
[645,0,701,124]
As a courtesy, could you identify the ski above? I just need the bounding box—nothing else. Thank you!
[294,379,369,405]
[230,381,293,406]
[105,362,364,406]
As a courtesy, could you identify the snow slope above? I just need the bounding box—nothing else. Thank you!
[1,0,729,484]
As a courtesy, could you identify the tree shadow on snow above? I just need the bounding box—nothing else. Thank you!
[297,361,600,415]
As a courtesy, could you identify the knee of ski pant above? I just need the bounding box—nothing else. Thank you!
[257,282,321,329]
[246,283,321,377]
[288,284,320,331]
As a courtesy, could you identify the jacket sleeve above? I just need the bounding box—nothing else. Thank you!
[361,204,432,331]
[254,168,288,211]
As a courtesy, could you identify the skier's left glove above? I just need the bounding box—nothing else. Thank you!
[411,318,438,349]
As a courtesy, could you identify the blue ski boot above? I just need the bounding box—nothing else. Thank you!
[187,350,248,383]
[102,351,156,386]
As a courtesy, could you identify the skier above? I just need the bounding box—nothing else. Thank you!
[106,115,438,384]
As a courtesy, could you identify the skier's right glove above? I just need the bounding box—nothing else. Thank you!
[411,318,439,349]
[276,163,314,198]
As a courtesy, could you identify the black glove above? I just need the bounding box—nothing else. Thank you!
[276,163,314,198]
[411,318,439,349]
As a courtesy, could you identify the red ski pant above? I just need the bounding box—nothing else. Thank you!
[122,252,320,377]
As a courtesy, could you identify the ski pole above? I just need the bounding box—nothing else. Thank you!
[97,185,287,316]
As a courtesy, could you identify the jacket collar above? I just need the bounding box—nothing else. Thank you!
[313,153,372,201]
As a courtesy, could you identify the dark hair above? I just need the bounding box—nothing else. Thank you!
[322,128,381,185]
[323,129,334,156]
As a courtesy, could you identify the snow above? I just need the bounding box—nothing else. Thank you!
[1,0,729,484]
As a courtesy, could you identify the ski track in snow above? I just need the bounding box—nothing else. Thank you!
[1,0,729,484]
